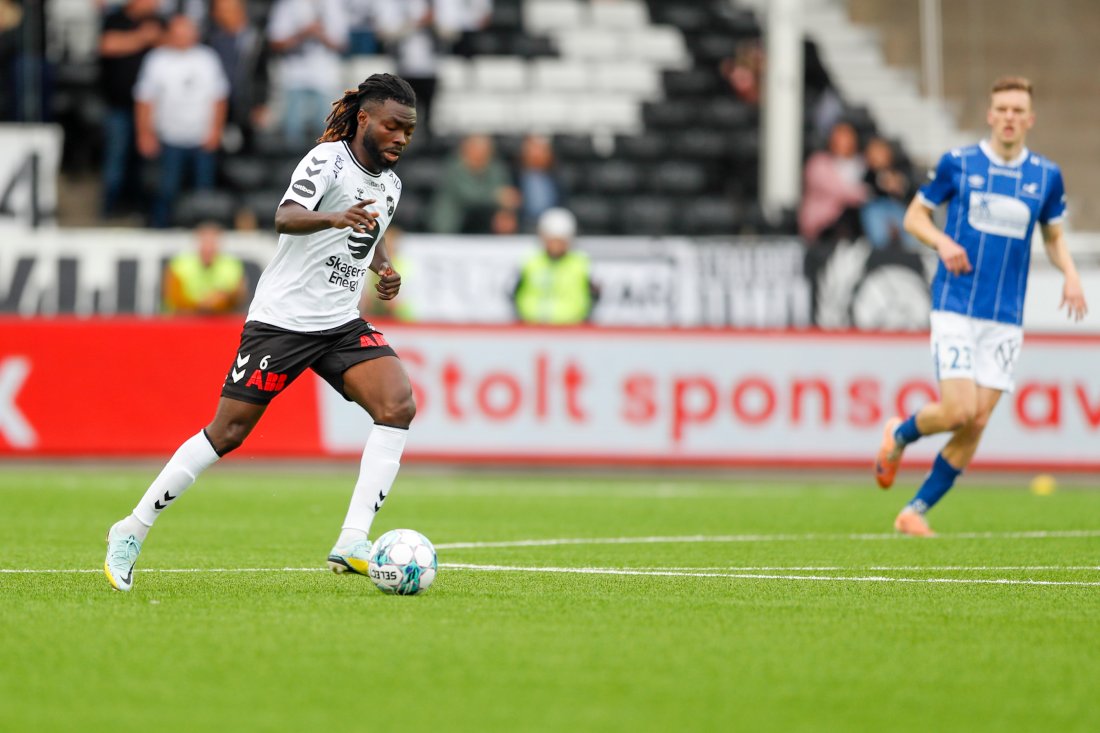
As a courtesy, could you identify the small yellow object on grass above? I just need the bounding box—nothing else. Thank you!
[1030,474,1057,496]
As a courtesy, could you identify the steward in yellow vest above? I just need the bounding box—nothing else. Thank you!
[512,208,599,325]
[163,223,247,314]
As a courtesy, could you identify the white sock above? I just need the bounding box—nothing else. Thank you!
[338,424,407,545]
[131,430,220,529]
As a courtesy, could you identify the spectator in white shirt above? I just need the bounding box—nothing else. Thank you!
[134,14,229,227]
[267,0,348,145]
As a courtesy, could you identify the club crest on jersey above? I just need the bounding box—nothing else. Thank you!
[292,179,316,197]
[386,195,395,216]
[967,175,985,188]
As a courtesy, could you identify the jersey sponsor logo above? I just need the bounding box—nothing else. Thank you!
[967,192,1031,239]
[244,369,288,393]
[325,254,368,291]
[292,179,317,197]
[347,230,377,260]
[363,179,385,192]
[989,166,1021,179]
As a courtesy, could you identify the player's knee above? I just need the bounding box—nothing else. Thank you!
[945,404,978,431]
[206,420,252,454]
[373,389,416,428]
[970,410,992,432]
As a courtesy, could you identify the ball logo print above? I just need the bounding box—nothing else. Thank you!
[368,529,437,595]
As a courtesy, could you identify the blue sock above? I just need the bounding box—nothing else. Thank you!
[894,414,922,448]
[906,453,962,514]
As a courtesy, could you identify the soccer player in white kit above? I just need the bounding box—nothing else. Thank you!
[104,74,419,590]
[873,76,1088,536]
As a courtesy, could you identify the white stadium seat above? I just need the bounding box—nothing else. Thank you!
[592,61,662,99]
[472,57,530,93]
[590,0,648,28]
[436,57,471,92]
[530,59,591,93]
[524,0,586,33]
[576,95,642,135]
[553,28,624,60]
[344,56,397,89]
[433,93,515,135]
[623,26,690,69]
[522,94,575,134]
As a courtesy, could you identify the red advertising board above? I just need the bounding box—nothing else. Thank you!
[3,317,1100,469]
[0,318,321,456]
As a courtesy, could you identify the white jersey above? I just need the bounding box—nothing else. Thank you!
[247,140,402,331]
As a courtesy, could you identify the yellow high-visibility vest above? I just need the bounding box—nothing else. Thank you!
[166,253,244,312]
[515,250,592,325]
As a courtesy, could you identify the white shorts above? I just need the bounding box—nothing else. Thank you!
[929,311,1024,393]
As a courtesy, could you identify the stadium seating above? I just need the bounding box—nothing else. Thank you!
[46,0,884,236]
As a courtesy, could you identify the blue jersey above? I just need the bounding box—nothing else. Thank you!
[918,140,1066,325]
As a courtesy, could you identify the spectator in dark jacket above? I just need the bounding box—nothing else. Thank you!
[206,0,270,154]
[97,0,164,218]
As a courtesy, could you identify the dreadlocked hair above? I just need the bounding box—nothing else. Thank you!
[318,73,417,142]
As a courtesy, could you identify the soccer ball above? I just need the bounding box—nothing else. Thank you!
[368,529,438,595]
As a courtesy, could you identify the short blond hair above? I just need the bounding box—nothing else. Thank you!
[991,76,1033,97]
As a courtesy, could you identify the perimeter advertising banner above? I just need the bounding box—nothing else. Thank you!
[2,318,1098,469]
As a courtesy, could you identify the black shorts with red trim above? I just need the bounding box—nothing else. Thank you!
[220,319,397,405]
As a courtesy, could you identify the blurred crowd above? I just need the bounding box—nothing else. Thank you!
[799,120,920,251]
[74,0,498,228]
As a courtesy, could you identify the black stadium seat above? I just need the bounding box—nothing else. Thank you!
[221,157,270,192]
[586,160,644,195]
[618,195,675,235]
[704,98,756,129]
[642,102,696,130]
[663,69,724,97]
[569,197,616,234]
[173,190,238,229]
[683,197,741,235]
[552,134,597,161]
[241,189,283,230]
[395,158,445,196]
[649,161,709,195]
[392,191,426,231]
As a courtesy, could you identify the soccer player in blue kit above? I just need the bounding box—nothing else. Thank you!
[874,76,1088,536]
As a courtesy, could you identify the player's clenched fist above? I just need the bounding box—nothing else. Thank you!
[375,262,401,300]
[332,199,379,233]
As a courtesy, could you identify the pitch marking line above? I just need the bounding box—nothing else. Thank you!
[4,565,1100,587]
[436,529,1100,550]
[443,564,1100,587]
[3,565,1099,575]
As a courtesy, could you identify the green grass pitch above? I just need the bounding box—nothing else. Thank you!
[2,466,1099,732]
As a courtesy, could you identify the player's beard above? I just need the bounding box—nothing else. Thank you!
[362,133,397,171]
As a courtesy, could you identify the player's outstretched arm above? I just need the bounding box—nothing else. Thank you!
[1041,222,1088,321]
[903,197,971,274]
[274,200,379,235]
